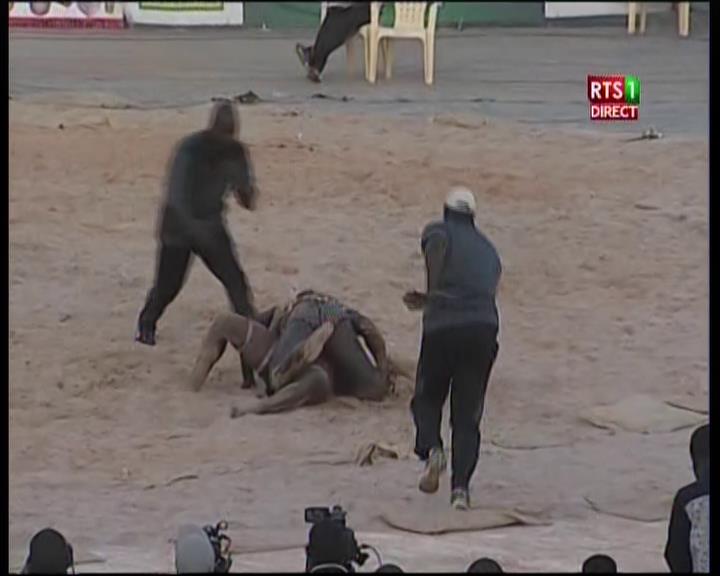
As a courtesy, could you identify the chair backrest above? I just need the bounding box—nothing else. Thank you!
[393,2,429,29]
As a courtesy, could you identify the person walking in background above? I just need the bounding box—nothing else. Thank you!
[405,187,502,510]
[665,424,709,573]
[295,2,374,83]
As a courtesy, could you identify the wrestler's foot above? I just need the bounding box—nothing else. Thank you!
[295,43,311,69]
[271,321,334,390]
[419,447,446,494]
[135,322,156,346]
[230,404,257,419]
[451,488,470,511]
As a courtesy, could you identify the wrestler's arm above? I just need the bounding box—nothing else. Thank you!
[225,142,258,211]
[255,306,277,328]
[350,312,388,377]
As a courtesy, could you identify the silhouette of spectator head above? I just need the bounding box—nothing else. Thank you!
[467,557,503,573]
[690,424,709,480]
[174,525,216,574]
[376,563,404,572]
[23,528,74,574]
[209,99,238,138]
[582,554,618,573]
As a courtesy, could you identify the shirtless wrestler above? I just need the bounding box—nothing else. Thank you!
[189,290,394,416]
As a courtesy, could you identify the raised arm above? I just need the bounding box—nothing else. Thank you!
[351,312,388,377]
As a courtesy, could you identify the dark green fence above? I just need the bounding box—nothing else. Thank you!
[242,2,545,29]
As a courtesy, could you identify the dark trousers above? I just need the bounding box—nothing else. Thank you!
[411,323,499,490]
[310,3,371,73]
[139,224,255,329]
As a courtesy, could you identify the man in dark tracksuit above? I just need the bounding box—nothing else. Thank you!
[295,2,372,83]
[408,187,501,510]
[136,100,258,383]
[665,424,709,573]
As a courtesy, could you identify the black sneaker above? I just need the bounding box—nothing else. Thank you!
[135,322,156,346]
[451,488,470,510]
[307,67,321,83]
[295,43,311,70]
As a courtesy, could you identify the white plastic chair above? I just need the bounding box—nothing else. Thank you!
[368,2,440,85]
[628,2,690,37]
[319,2,377,79]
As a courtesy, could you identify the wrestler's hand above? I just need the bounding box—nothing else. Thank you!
[230,404,255,419]
[403,290,427,311]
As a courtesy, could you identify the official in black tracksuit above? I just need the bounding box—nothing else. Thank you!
[136,100,258,350]
[665,424,709,573]
[409,187,501,510]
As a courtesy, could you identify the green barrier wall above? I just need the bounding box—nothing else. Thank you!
[242,2,545,29]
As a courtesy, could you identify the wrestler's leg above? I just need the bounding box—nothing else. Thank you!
[230,365,332,416]
[324,319,389,401]
[189,313,274,391]
[270,321,335,392]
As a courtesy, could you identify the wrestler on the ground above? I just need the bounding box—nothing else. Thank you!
[190,290,396,415]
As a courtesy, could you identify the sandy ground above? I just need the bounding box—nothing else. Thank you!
[9,96,708,572]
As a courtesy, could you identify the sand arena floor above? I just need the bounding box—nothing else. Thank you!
[9,100,708,572]
[9,24,708,573]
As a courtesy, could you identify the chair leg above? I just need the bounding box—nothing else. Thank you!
[639,4,647,34]
[346,38,356,78]
[424,35,435,86]
[368,32,378,84]
[678,2,690,37]
[383,39,393,80]
[628,2,637,34]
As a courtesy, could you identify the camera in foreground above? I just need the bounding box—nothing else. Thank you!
[305,506,376,573]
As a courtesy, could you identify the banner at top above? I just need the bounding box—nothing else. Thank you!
[124,2,244,26]
[138,2,224,10]
[9,2,124,28]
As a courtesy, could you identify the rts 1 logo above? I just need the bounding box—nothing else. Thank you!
[587,75,641,121]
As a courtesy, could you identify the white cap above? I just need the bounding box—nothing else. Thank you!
[445,186,476,215]
[175,525,215,574]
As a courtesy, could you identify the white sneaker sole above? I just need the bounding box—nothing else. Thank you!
[451,498,470,511]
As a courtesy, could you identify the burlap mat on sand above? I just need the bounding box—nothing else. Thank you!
[579,394,707,434]
[664,394,709,415]
[379,506,550,535]
[584,484,674,523]
[489,420,593,450]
